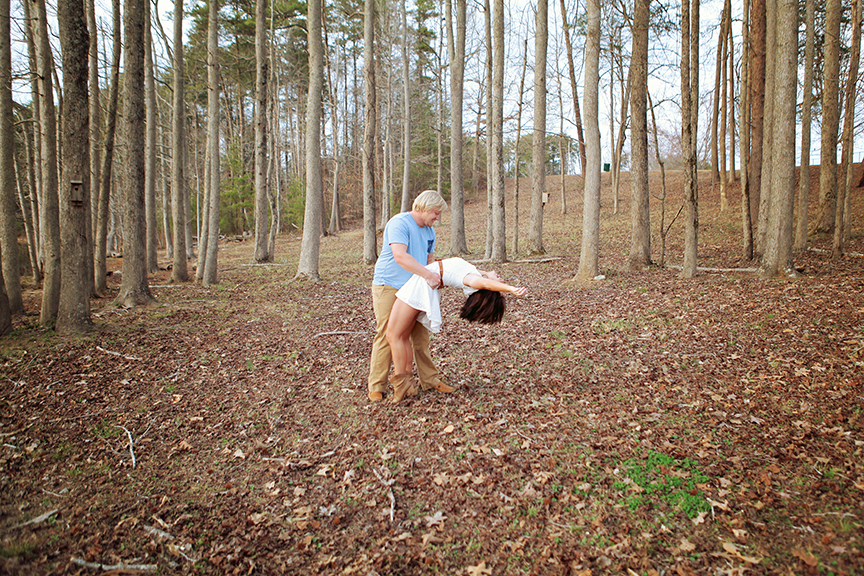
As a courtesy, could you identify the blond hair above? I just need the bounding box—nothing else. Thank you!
[412,190,448,213]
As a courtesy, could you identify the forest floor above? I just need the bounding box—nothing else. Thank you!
[1,169,863,576]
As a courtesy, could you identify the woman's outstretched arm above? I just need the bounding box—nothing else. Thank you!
[463,273,527,296]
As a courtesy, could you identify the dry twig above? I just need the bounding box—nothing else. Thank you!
[70,557,158,572]
[117,426,136,468]
[10,508,58,529]
[96,346,143,361]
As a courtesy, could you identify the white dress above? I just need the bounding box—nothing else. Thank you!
[395,258,479,333]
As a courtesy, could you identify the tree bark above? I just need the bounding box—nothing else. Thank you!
[576,0,601,281]
[559,0,586,175]
[22,0,42,282]
[832,0,861,257]
[94,0,120,295]
[513,38,527,255]
[483,0,492,259]
[681,0,699,278]
[755,0,777,257]
[719,0,729,211]
[814,0,841,232]
[362,0,377,264]
[13,121,40,282]
[528,0,547,256]
[747,0,766,243]
[759,0,797,276]
[399,0,412,213]
[448,0,468,254]
[739,0,753,260]
[56,0,93,332]
[0,0,21,315]
[628,0,651,271]
[794,0,815,250]
[296,0,323,280]
[86,0,100,292]
[117,0,154,306]
[254,0,271,262]
[145,0,158,274]
[171,0,188,281]
[202,0,220,286]
[34,0,61,325]
[490,0,506,262]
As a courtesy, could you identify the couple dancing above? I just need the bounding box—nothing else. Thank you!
[368,190,527,404]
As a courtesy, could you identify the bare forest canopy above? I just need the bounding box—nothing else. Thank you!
[0,0,861,332]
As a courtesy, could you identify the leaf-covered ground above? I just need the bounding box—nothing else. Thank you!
[1,170,863,575]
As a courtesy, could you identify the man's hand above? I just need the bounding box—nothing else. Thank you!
[425,271,442,288]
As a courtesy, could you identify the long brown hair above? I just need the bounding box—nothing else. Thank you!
[460,290,506,324]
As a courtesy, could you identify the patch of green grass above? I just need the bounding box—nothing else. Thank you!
[92,420,121,439]
[0,540,38,559]
[614,451,711,519]
[593,318,632,335]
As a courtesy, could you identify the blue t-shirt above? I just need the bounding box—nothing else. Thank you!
[373,212,436,289]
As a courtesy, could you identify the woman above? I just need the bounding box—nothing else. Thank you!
[385,257,527,403]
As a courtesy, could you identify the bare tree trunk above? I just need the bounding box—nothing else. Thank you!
[794,0,815,250]
[815,0,842,233]
[628,0,651,271]
[0,0,21,314]
[400,0,412,213]
[325,31,341,235]
[748,0,766,243]
[34,0,61,324]
[719,0,729,212]
[756,0,777,257]
[86,0,100,293]
[362,0,377,263]
[254,0,271,262]
[727,21,736,183]
[832,0,861,257]
[145,0,158,273]
[56,0,92,332]
[202,0,220,286]
[436,10,444,199]
[490,0,506,262]
[648,92,669,267]
[448,0,468,254]
[483,0,492,259]
[0,4,22,317]
[555,41,566,216]
[13,124,40,281]
[171,0,188,281]
[22,0,42,279]
[759,0,797,276]
[116,0,154,306]
[710,4,723,186]
[681,0,699,278]
[160,116,173,259]
[296,0,323,279]
[94,0,120,295]
[559,0,586,175]
[576,0,601,281]
[528,0,547,255]
[740,0,752,260]
[611,76,630,215]
[513,38,527,255]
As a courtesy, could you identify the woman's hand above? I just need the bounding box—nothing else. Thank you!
[511,286,527,297]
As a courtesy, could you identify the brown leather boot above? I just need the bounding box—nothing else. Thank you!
[421,379,455,393]
[391,373,418,404]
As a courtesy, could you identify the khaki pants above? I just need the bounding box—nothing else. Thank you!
[368,284,439,394]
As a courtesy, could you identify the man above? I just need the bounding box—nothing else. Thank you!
[368,190,455,402]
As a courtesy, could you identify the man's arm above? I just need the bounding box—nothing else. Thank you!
[392,243,441,288]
